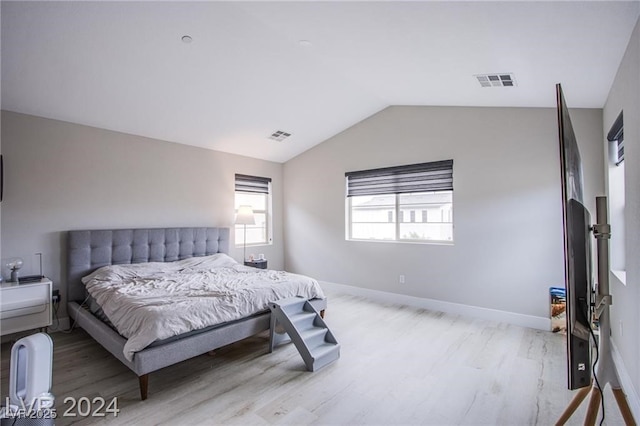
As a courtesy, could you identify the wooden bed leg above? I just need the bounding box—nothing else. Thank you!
[139,374,149,401]
[320,309,325,319]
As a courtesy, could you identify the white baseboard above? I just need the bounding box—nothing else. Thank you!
[611,341,640,421]
[320,281,550,331]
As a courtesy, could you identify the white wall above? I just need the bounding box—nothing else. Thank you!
[604,16,640,411]
[283,105,603,321]
[0,111,2,266]
[0,111,284,317]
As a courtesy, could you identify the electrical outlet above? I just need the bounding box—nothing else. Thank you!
[399,275,405,284]
[52,289,60,303]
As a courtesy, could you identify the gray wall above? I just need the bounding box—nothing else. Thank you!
[283,105,604,320]
[0,111,284,317]
[604,16,640,408]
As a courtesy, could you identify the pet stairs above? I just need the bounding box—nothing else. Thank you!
[269,297,340,371]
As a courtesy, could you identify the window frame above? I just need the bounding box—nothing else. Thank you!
[345,159,454,244]
[347,191,454,244]
[606,111,625,278]
[234,175,273,247]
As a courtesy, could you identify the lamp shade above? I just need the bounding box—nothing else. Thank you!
[235,205,256,225]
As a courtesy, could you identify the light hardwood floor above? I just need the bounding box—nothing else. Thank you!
[1,289,628,425]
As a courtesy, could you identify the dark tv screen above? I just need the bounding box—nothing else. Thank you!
[556,83,592,390]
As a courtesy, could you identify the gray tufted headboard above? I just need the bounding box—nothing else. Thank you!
[67,227,230,303]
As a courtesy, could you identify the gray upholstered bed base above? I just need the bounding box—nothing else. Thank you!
[66,227,327,400]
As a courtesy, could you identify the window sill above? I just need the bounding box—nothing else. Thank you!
[611,269,626,285]
[346,238,454,246]
[235,242,273,248]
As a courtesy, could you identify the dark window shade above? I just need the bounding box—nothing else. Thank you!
[235,174,272,194]
[617,139,624,165]
[607,112,623,142]
[607,111,624,165]
[346,160,453,197]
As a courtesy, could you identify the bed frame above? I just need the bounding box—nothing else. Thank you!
[66,227,326,400]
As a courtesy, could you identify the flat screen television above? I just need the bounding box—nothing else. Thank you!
[556,83,593,390]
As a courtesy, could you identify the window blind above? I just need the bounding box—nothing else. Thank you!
[235,174,271,194]
[607,111,624,165]
[616,139,625,165]
[345,159,453,197]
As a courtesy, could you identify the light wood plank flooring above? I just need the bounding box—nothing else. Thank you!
[1,289,627,425]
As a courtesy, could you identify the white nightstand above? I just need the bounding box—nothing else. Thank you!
[0,278,52,336]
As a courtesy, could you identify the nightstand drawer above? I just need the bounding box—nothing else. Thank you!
[0,279,52,335]
[244,260,267,269]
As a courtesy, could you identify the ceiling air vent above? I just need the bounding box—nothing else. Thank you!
[268,130,292,142]
[475,73,516,87]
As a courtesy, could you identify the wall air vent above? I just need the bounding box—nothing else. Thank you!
[475,73,516,87]
[268,130,292,142]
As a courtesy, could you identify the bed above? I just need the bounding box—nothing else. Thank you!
[66,227,327,400]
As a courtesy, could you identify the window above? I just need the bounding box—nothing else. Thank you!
[235,174,272,246]
[607,111,624,165]
[346,160,454,243]
[607,111,625,277]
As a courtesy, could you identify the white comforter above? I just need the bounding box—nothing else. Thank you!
[81,254,325,361]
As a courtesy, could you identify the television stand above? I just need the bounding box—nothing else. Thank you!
[556,197,635,426]
[556,323,635,425]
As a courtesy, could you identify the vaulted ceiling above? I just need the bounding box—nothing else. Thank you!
[2,1,639,162]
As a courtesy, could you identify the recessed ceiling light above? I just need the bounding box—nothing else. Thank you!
[181,35,193,44]
[475,73,516,87]
[298,40,313,47]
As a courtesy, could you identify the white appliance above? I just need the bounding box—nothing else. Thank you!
[1,333,55,424]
